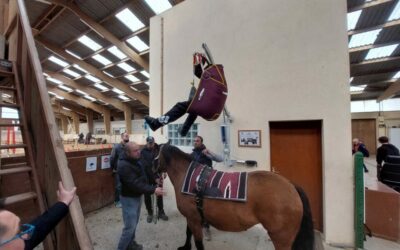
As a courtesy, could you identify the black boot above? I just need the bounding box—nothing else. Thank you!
[144,116,163,131]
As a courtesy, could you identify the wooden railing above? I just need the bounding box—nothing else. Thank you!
[4,0,93,249]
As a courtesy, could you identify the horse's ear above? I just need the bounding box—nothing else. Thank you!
[166,139,171,145]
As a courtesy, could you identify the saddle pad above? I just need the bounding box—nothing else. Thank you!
[187,64,228,121]
[181,163,248,202]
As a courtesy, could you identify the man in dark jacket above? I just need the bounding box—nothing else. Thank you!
[0,182,76,250]
[352,138,370,173]
[141,136,168,223]
[376,136,400,179]
[110,132,130,208]
[117,142,164,250]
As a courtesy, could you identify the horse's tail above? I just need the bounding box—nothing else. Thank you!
[292,186,314,250]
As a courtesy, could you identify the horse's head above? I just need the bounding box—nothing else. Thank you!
[152,141,170,174]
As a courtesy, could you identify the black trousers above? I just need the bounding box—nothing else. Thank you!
[144,193,164,214]
[164,101,198,135]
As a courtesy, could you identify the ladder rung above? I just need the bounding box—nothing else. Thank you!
[0,69,13,78]
[0,166,31,176]
[0,86,16,91]
[0,144,27,149]
[0,103,19,109]
[0,123,22,127]
[0,192,37,206]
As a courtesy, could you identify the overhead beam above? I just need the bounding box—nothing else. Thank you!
[49,0,149,71]
[53,100,88,117]
[349,41,399,53]
[351,66,400,77]
[36,37,149,106]
[377,80,400,102]
[351,56,400,66]
[348,0,394,12]
[348,19,400,36]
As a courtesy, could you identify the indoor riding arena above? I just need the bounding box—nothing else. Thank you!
[1,0,400,250]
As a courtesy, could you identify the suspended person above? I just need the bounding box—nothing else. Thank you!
[145,51,228,136]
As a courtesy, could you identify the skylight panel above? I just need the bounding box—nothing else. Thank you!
[125,75,139,82]
[94,83,109,91]
[75,89,88,95]
[48,91,56,96]
[73,64,88,73]
[388,0,400,21]
[115,8,145,32]
[347,10,362,31]
[140,70,150,78]
[349,77,354,83]
[144,0,172,14]
[63,69,81,78]
[126,36,149,52]
[84,95,96,102]
[62,107,71,111]
[47,77,62,85]
[348,29,381,48]
[48,56,69,67]
[350,85,366,93]
[108,46,127,59]
[85,75,101,83]
[117,62,135,72]
[2,93,11,98]
[58,85,73,92]
[78,35,102,51]
[92,54,112,66]
[365,44,398,60]
[43,72,49,77]
[55,96,64,100]
[145,81,149,86]
[393,71,400,79]
[130,86,138,91]
[118,95,130,101]
[65,50,82,60]
[112,88,124,94]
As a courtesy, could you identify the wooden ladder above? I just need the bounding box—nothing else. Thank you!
[0,62,54,249]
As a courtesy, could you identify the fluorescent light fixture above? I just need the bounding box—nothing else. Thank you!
[73,64,88,73]
[92,54,112,66]
[112,88,124,94]
[48,55,69,67]
[126,36,149,52]
[108,46,127,59]
[48,91,56,96]
[388,0,400,21]
[65,49,82,60]
[118,95,130,101]
[43,72,49,77]
[62,107,71,111]
[78,35,102,51]
[47,77,62,85]
[117,62,135,72]
[55,95,64,100]
[348,29,381,48]
[85,74,101,83]
[115,8,145,32]
[94,83,109,91]
[75,89,88,95]
[103,71,114,78]
[63,68,81,78]
[125,75,139,82]
[393,71,400,79]
[58,85,73,92]
[83,95,96,102]
[365,44,398,60]
[350,85,366,93]
[347,10,362,31]
[140,70,150,78]
[144,0,172,14]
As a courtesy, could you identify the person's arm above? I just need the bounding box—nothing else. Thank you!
[203,149,223,162]
[119,165,156,195]
[376,147,384,166]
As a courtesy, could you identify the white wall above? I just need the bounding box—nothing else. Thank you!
[150,0,352,245]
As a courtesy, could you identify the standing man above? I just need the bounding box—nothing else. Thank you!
[110,132,130,208]
[141,136,168,223]
[117,142,164,250]
[191,135,223,241]
[352,138,370,173]
[376,136,400,180]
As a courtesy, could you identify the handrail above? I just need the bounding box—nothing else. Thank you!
[15,0,93,249]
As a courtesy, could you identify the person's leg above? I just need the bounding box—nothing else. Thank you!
[363,163,369,173]
[117,196,142,250]
[157,195,168,221]
[203,223,211,241]
[144,193,153,223]
[145,101,190,131]
[114,173,122,208]
[179,113,198,137]
[130,197,143,249]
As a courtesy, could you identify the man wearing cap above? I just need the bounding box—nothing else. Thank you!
[141,136,168,222]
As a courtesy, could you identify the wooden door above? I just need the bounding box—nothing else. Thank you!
[270,120,323,231]
[351,119,376,155]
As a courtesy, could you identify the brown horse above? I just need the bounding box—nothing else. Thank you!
[155,144,314,250]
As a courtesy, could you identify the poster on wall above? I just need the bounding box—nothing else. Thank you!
[101,155,111,169]
[86,157,97,172]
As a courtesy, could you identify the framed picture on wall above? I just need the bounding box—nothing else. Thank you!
[238,130,261,147]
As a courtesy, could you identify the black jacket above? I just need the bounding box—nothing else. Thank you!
[117,152,156,197]
[24,202,69,250]
[377,143,400,165]
[110,142,125,171]
[191,144,212,167]
[140,145,159,184]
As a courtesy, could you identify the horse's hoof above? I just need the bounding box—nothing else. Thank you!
[177,244,191,250]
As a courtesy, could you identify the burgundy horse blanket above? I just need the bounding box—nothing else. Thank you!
[187,64,228,121]
[181,162,248,202]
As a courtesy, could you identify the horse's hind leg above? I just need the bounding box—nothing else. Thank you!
[188,220,204,250]
[178,225,192,250]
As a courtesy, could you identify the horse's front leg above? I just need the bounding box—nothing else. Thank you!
[177,224,192,250]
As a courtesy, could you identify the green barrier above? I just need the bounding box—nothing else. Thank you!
[354,152,364,249]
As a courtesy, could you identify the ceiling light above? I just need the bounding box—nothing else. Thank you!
[115,8,145,32]
[85,75,101,83]
[108,46,127,59]
[350,85,366,93]
[75,89,88,95]
[65,50,82,60]
[126,36,149,52]
[112,88,124,94]
[2,93,11,98]
[63,68,81,78]
[144,0,172,14]
[58,85,73,92]
[140,70,150,78]
[92,54,112,66]
[117,62,135,72]
[62,107,71,111]
[94,83,109,91]
[55,95,64,100]
[48,55,69,67]
[130,86,138,91]
[73,64,88,73]
[48,91,56,96]
[118,95,130,101]
[43,72,49,77]
[47,77,62,85]
[125,75,139,82]
[103,71,114,78]
[78,35,102,51]
[83,95,96,102]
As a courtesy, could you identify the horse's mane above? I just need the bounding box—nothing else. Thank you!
[161,144,193,165]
